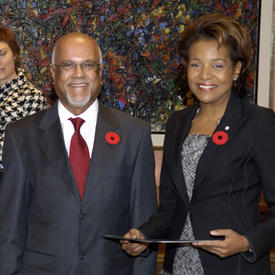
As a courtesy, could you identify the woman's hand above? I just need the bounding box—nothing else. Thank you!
[121,228,149,256]
[192,229,250,258]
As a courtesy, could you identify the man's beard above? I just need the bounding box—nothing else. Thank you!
[66,88,92,108]
[65,79,100,108]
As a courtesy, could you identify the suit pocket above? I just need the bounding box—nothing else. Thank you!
[22,249,55,272]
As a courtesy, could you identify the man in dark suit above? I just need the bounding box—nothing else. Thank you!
[0,33,157,275]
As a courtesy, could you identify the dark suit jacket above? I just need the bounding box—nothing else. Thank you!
[140,92,275,275]
[0,102,157,275]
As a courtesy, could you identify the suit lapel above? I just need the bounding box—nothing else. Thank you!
[194,92,247,192]
[166,105,199,205]
[82,104,120,203]
[38,103,80,202]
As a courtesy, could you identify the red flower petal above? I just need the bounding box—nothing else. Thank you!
[105,132,120,145]
[212,131,228,145]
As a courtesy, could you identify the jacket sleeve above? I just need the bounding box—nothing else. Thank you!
[244,108,275,262]
[129,123,158,275]
[0,124,31,274]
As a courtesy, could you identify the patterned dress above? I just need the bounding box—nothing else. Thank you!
[0,69,47,162]
[164,134,209,275]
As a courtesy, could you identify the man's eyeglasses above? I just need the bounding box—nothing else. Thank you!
[52,61,101,72]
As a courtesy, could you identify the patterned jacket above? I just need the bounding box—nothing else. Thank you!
[0,69,47,162]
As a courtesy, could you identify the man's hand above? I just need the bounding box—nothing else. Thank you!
[192,229,250,258]
[121,228,148,256]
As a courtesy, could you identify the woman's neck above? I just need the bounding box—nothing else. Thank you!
[0,72,18,88]
[196,102,226,122]
[189,103,227,136]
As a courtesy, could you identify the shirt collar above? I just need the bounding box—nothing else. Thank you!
[58,99,99,124]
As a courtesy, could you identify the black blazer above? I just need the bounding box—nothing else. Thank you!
[140,92,275,275]
[0,103,157,275]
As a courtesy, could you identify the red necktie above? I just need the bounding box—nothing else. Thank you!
[69,117,90,199]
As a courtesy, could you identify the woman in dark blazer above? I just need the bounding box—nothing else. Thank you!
[122,14,275,275]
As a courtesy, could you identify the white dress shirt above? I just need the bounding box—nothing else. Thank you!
[58,99,99,157]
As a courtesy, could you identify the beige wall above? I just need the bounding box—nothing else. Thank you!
[258,1,273,108]
[272,0,275,110]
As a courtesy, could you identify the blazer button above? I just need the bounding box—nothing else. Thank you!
[79,255,87,261]
[79,213,86,220]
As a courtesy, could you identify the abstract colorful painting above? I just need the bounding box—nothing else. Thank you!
[0,0,260,131]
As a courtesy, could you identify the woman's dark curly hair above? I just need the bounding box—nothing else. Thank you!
[178,13,252,98]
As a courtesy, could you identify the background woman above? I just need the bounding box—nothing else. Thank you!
[0,26,46,172]
[122,14,275,275]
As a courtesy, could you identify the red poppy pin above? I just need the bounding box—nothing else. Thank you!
[105,132,120,145]
[212,131,228,145]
